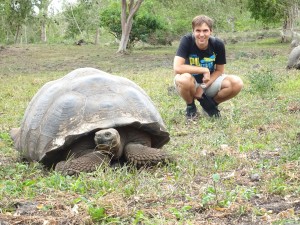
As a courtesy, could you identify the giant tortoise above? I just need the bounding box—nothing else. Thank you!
[10,68,171,175]
[287,45,300,69]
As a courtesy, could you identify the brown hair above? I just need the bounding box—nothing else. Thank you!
[192,15,214,31]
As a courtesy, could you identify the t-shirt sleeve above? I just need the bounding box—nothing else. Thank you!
[175,35,190,59]
[214,39,226,65]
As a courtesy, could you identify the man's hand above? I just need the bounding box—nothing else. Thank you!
[203,68,210,84]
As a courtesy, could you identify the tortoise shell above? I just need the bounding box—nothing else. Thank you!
[14,68,170,165]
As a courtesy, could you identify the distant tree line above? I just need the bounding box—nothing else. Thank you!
[0,0,299,52]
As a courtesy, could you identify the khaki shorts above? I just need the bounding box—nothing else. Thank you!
[174,74,227,98]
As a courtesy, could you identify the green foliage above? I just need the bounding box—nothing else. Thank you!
[0,0,285,45]
[100,2,166,47]
[99,2,120,37]
[160,0,260,36]
[287,142,300,160]
[1,0,35,43]
[133,210,148,224]
[246,0,299,24]
[88,206,107,221]
[241,187,257,200]
[248,0,280,23]
[267,177,287,195]
[202,186,217,205]
[132,14,164,42]
[169,206,192,220]
[0,132,13,146]
[247,69,279,97]
[63,1,101,39]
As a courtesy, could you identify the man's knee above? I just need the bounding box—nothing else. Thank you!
[175,73,194,87]
[225,75,243,92]
[232,76,243,92]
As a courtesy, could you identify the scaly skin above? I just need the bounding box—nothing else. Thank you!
[96,127,173,166]
[55,127,172,175]
[124,143,172,166]
[55,151,110,175]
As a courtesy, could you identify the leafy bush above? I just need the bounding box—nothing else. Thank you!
[63,1,100,40]
[147,29,173,46]
[247,69,279,97]
[100,3,167,48]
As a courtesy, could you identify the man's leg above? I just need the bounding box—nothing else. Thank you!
[213,75,243,104]
[174,73,197,104]
[174,73,202,119]
[198,75,243,117]
[198,75,226,117]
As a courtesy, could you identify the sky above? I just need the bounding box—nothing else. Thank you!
[49,0,78,13]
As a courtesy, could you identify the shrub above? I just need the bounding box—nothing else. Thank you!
[100,3,167,48]
[247,69,279,97]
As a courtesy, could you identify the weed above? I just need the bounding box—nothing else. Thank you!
[267,177,287,195]
[133,210,148,224]
[0,132,13,145]
[70,178,88,194]
[169,205,192,221]
[88,205,107,222]
[201,186,218,206]
[272,219,300,225]
[246,69,279,97]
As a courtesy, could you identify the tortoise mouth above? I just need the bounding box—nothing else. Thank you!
[94,129,121,158]
[95,141,118,152]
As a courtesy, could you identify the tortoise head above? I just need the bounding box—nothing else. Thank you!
[94,128,122,159]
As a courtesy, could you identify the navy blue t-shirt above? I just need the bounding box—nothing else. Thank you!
[176,34,226,83]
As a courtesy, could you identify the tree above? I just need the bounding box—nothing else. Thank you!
[5,0,35,43]
[35,0,53,43]
[247,0,300,42]
[101,3,165,48]
[118,0,144,53]
[0,0,9,42]
[63,0,103,44]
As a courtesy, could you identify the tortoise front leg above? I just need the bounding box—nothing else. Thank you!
[124,143,173,167]
[55,151,110,175]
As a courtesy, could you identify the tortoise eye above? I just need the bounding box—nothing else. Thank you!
[105,132,111,137]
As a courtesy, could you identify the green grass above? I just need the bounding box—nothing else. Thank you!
[0,38,300,224]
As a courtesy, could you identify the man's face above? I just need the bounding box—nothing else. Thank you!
[193,23,211,47]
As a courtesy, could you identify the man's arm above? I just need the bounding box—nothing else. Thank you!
[173,56,211,83]
[206,64,224,87]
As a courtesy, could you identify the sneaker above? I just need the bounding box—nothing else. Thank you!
[198,94,221,117]
[186,104,198,120]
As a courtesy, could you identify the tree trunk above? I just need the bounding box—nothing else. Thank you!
[281,2,299,43]
[281,19,288,43]
[40,6,47,43]
[41,22,47,43]
[39,1,53,43]
[24,25,27,44]
[14,25,20,44]
[118,21,133,54]
[94,27,100,45]
[117,0,144,54]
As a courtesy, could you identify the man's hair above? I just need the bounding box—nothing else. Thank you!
[192,15,214,31]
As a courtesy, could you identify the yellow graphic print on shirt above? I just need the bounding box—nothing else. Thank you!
[189,55,200,66]
[189,53,216,71]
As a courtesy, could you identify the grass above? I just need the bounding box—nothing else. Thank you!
[0,37,300,224]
